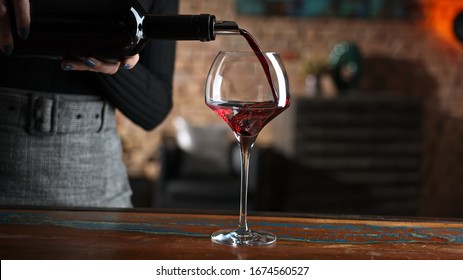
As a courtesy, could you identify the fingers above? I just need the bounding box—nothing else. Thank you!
[0,0,13,55]
[0,0,30,55]
[121,54,139,70]
[13,0,30,39]
[62,57,121,75]
[62,55,140,75]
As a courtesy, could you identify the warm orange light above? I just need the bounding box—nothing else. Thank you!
[423,0,463,46]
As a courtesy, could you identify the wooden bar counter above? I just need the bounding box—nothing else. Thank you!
[1,208,462,259]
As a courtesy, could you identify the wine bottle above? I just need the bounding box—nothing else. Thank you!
[5,0,239,59]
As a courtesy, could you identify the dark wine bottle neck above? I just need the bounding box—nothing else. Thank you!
[143,14,216,41]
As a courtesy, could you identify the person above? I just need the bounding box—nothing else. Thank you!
[0,0,177,207]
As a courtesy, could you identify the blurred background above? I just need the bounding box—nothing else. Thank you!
[118,0,463,218]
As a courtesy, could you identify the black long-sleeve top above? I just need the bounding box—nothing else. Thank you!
[0,0,177,131]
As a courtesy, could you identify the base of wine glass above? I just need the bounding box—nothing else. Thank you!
[211,229,276,246]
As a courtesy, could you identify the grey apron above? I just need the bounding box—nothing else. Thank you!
[0,87,132,208]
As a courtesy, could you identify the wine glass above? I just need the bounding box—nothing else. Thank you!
[205,51,290,246]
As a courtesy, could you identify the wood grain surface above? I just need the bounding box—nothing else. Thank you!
[1,208,462,259]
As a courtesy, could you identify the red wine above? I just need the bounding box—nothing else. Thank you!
[5,0,237,59]
[207,29,289,137]
[239,29,278,102]
[207,100,289,137]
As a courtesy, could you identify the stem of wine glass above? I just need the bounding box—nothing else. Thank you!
[236,134,256,236]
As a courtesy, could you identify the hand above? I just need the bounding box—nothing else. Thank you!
[0,0,31,55]
[61,55,140,75]
[1,0,139,74]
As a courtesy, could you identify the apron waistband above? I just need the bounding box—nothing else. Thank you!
[0,87,114,135]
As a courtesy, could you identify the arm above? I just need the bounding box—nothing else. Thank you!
[0,0,177,130]
[97,0,178,130]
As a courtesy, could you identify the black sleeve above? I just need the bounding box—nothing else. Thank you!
[97,0,178,131]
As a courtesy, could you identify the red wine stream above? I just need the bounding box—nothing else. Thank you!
[240,29,278,102]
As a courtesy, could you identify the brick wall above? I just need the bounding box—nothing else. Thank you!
[118,0,463,216]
